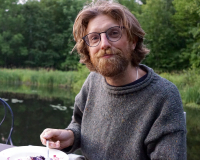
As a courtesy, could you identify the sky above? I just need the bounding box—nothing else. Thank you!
[18,0,40,4]
[18,0,142,5]
[136,0,143,4]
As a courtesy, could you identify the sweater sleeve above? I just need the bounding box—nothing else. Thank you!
[145,85,187,160]
[62,73,91,153]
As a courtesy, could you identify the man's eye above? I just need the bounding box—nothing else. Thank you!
[109,30,120,37]
[91,36,99,41]
[112,31,119,35]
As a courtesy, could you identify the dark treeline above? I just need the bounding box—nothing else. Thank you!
[0,0,199,71]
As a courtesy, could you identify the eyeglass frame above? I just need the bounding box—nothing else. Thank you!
[82,26,125,47]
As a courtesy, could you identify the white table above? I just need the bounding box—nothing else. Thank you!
[0,143,84,160]
[0,143,14,152]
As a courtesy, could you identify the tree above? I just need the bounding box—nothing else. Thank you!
[20,0,88,70]
[0,0,27,67]
[0,0,89,70]
[139,0,189,71]
[173,0,200,68]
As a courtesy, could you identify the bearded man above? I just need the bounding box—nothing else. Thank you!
[40,1,187,160]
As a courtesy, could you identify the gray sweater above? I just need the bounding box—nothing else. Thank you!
[66,65,187,160]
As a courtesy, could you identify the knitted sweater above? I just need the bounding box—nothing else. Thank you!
[66,64,187,160]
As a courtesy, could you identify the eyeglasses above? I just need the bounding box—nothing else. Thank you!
[82,26,125,47]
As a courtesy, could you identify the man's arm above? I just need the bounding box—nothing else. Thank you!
[145,87,187,159]
[63,104,83,153]
[62,73,92,153]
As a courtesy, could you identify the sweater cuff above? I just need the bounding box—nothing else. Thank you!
[62,128,81,153]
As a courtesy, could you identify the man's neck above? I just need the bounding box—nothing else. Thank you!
[105,65,146,87]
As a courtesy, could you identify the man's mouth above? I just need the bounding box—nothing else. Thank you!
[101,54,115,58]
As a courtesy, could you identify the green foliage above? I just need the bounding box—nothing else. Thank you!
[117,0,141,15]
[0,0,200,72]
[0,65,90,94]
[0,68,73,87]
[0,0,89,70]
[160,68,200,106]
[172,0,200,68]
[0,0,26,67]
[1,66,200,108]
[71,64,90,94]
[21,0,86,69]
[0,83,76,100]
[138,0,188,71]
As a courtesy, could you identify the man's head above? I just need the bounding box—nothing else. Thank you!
[73,1,149,76]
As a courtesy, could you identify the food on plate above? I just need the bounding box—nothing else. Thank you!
[11,156,46,160]
[10,155,60,160]
[30,155,60,160]
[30,156,46,160]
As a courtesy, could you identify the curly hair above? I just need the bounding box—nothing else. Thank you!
[73,0,150,70]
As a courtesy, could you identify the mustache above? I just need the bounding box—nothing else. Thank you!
[96,48,121,58]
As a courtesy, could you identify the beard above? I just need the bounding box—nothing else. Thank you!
[90,47,131,77]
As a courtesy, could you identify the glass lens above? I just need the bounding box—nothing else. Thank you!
[87,33,100,46]
[83,26,123,47]
[107,27,121,41]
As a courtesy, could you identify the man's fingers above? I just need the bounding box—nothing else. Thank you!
[40,128,73,149]
[48,140,60,149]
[40,128,57,146]
[41,128,60,139]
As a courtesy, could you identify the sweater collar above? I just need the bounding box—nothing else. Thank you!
[101,64,155,94]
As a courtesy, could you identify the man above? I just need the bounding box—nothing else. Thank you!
[40,1,187,159]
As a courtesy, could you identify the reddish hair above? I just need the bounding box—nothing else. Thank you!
[73,1,150,70]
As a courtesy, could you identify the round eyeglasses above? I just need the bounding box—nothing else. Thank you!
[82,26,125,47]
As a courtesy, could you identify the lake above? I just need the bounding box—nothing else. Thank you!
[0,83,200,159]
[0,84,76,147]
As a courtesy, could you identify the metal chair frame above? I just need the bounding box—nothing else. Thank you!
[0,98,14,145]
[184,111,186,124]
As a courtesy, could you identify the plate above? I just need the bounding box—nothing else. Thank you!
[0,146,69,160]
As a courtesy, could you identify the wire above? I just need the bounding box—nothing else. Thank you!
[0,102,7,126]
[0,98,14,146]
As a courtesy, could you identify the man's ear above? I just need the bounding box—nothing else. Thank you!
[131,42,136,50]
[131,37,138,50]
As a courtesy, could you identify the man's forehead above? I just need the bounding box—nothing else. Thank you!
[86,15,119,33]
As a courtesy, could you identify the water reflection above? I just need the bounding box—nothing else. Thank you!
[11,99,23,103]
[184,107,200,160]
[0,84,75,147]
[0,84,200,159]
[50,104,67,111]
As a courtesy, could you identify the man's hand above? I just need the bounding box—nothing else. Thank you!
[40,128,74,150]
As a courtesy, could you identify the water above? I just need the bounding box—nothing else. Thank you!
[0,84,200,159]
[0,84,76,146]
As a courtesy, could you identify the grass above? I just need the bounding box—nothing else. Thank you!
[0,66,200,108]
[0,83,77,100]
[0,68,74,87]
[160,68,200,108]
[0,64,90,94]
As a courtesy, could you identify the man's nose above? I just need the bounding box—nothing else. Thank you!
[100,33,111,50]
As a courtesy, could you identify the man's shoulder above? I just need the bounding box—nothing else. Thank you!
[140,64,178,90]
[153,73,180,96]
[86,71,103,82]
[75,72,102,105]
[88,71,102,78]
[157,74,178,88]
[81,71,103,90]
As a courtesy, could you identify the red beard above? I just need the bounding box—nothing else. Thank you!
[90,48,130,77]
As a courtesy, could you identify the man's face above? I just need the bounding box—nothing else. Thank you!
[86,14,136,77]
